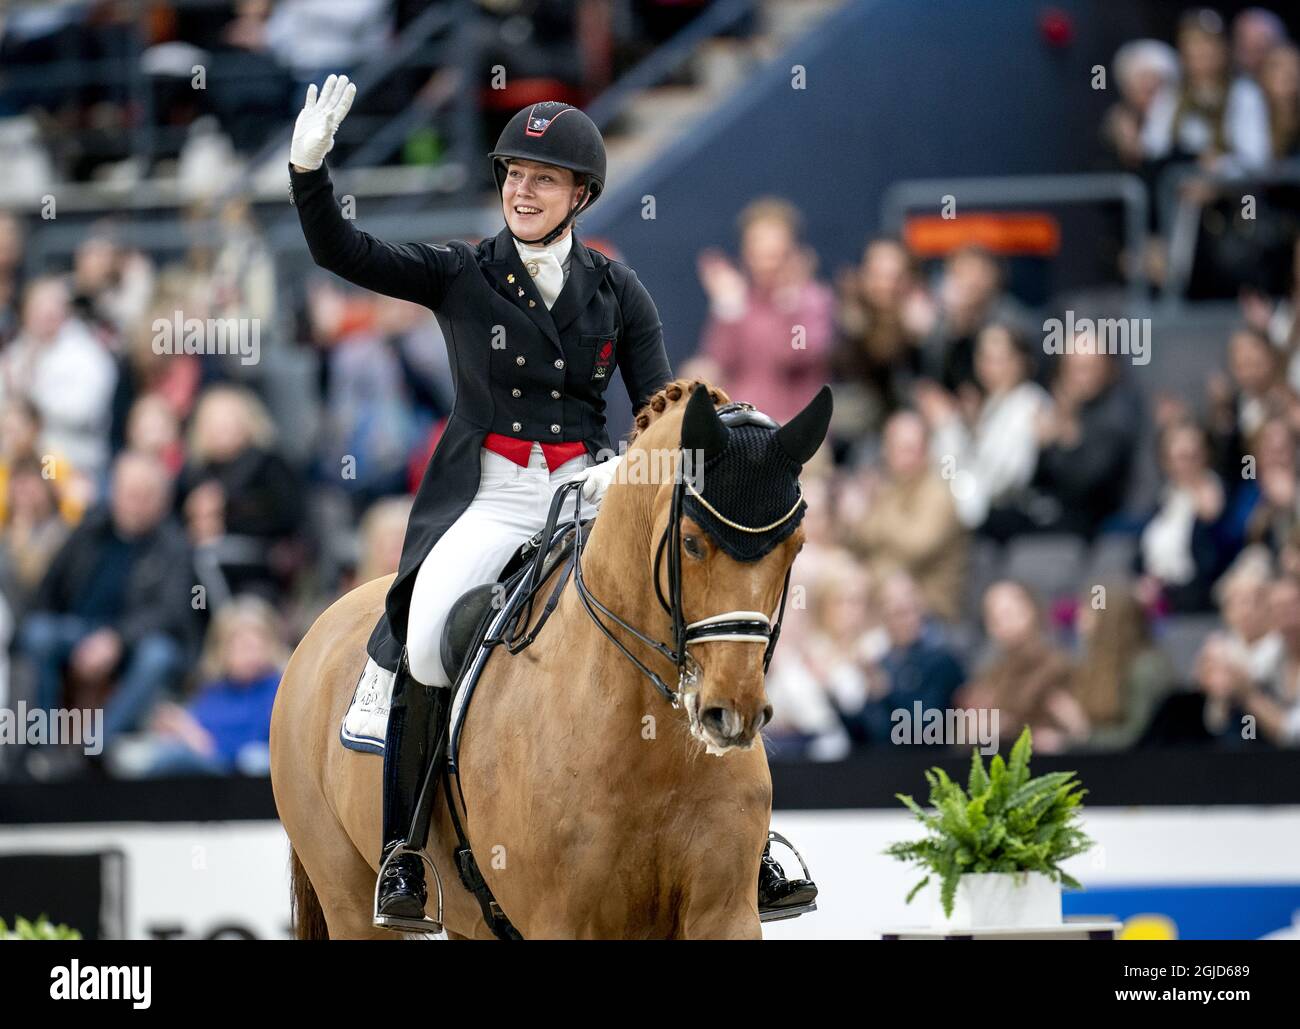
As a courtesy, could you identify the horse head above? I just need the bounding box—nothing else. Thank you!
[614,381,832,755]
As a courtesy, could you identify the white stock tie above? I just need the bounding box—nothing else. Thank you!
[515,234,572,310]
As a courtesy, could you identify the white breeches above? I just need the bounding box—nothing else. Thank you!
[405,444,597,687]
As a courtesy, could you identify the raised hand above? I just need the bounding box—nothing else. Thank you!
[290,74,358,172]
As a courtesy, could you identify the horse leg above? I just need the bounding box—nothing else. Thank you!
[678,907,763,940]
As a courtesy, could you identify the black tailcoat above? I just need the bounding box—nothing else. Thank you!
[290,165,673,672]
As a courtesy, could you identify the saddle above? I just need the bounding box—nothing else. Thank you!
[439,515,591,690]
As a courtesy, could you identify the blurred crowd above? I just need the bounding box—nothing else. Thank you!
[1099,6,1300,297]
[3,3,1300,783]
[0,0,725,186]
[684,198,1300,762]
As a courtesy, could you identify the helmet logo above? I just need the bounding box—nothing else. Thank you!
[525,102,573,137]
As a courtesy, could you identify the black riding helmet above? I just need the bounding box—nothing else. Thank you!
[489,101,606,246]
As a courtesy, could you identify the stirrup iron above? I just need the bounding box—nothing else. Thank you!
[759,829,819,924]
[373,843,445,935]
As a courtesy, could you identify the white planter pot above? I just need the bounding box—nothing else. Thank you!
[932,872,1062,930]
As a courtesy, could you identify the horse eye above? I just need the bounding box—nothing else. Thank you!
[683,535,705,559]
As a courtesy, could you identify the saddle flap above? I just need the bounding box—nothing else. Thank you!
[439,582,501,688]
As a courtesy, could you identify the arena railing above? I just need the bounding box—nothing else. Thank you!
[1156,157,1300,304]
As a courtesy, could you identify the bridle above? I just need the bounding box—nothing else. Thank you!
[543,404,800,708]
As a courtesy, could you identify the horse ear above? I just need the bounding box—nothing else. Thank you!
[680,383,727,459]
[776,385,834,465]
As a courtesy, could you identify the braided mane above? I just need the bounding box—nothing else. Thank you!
[628,378,731,441]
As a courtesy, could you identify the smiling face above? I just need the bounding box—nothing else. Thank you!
[501,158,586,240]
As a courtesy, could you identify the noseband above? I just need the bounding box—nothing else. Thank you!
[545,404,799,707]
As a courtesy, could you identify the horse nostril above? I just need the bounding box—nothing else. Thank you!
[760,705,774,729]
[701,706,729,736]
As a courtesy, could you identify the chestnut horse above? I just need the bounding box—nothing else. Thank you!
[270,379,828,939]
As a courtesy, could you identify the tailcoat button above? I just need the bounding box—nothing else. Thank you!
[512,388,521,398]
[516,356,525,366]
[551,390,560,399]
[512,421,522,432]
[550,424,561,434]
[554,359,565,369]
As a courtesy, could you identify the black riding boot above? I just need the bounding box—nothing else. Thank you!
[757,839,819,922]
[375,658,449,932]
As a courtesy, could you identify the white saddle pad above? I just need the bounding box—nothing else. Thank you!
[340,657,396,755]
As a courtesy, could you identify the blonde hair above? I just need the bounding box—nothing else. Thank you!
[198,594,288,683]
[357,495,414,583]
[187,384,276,462]
[737,197,803,239]
[1071,578,1149,725]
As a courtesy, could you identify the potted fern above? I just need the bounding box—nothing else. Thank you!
[0,916,82,940]
[885,727,1093,929]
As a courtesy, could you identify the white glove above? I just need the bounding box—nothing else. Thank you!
[576,454,623,504]
[290,74,357,172]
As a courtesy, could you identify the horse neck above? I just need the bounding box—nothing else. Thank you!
[562,436,682,723]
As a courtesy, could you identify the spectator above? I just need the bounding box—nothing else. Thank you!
[1238,573,1300,744]
[832,572,965,746]
[1259,42,1300,158]
[1242,417,1300,555]
[917,245,1027,396]
[1143,8,1272,174]
[124,394,185,478]
[956,580,1089,754]
[354,494,414,586]
[319,293,430,512]
[1104,39,1181,170]
[1071,579,1175,750]
[109,595,285,777]
[831,238,929,436]
[921,322,1051,532]
[1279,521,1300,580]
[0,211,26,344]
[1240,242,1300,396]
[1216,546,1283,682]
[177,385,304,603]
[0,590,10,713]
[763,560,877,761]
[0,459,70,612]
[1232,7,1288,81]
[686,197,833,423]
[1141,631,1257,746]
[263,0,394,93]
[793,473,859,587]
[1135,420,1230,613]
[70,232,154,342]
[1207,327,1292,479]
[17,451,200,745]
[988,349,1141,541]
[0,396,88,527]
[846,411,967,622]
[0,277,118,475]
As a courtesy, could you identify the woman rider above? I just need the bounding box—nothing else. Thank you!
[288,76,817,931]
